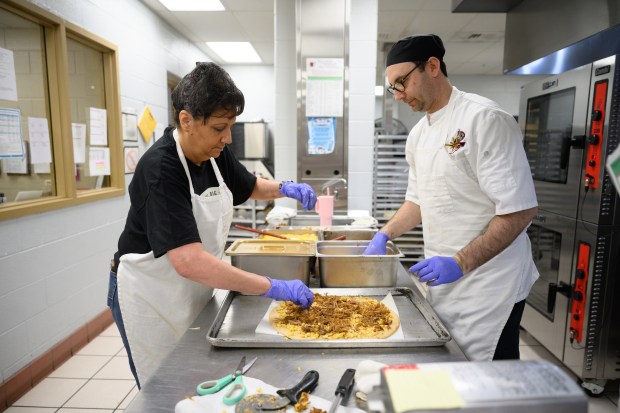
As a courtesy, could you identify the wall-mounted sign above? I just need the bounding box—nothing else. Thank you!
[305,58,344,117]
[307,117,336,154]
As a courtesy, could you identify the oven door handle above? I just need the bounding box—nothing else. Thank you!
[547,281,572,313]
[560,135,585,170]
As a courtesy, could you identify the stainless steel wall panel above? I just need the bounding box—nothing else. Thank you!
[296,0,349,211]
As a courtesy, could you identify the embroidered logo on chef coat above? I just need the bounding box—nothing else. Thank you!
[444,129,466,155]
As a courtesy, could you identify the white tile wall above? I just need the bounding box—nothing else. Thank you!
[0,281,47,333]
[274,0,298,209]
[0,324,29,382]
[349,94,376,122]
[349,40,378,69]
[348,0,378,213]
[348,120,375,147]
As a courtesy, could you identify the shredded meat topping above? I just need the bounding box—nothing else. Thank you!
[294,391,310,412]
[275,294,393,339]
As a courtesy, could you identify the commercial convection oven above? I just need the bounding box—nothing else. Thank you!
[518,55,620,395]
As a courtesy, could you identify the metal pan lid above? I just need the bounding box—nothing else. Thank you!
[225,239,316,256]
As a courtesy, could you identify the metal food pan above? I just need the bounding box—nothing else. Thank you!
[273,225,357,232]
[256,228,319,241]
[319,228,376,241]
[316,240,403,287]
[225,240,316,284]
[206,287,451,348]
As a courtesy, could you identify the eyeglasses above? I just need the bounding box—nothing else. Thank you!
[386,63,419,95]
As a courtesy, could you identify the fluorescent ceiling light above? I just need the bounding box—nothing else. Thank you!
[158,0,224,11]
[206,42,262,63]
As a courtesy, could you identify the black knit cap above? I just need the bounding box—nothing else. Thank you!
[386,34,445,66]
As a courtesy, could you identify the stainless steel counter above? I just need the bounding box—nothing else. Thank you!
[123,265,465,413]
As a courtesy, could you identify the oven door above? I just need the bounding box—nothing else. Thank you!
[563,221,620,380]
[518,63,592,219]
[522,211,577,359]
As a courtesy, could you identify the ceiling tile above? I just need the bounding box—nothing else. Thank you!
[378,11,419,42]
[222,0,273,12]
[444,41,494,61]
[462,13,506,32]
[253,41,275,63]
[177,12,247,41]
[407,10,477,35]
[139,0,507,74]
[234,11,274,41]
[379,0,429,12]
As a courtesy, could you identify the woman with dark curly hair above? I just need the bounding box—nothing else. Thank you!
[108,63,315,388]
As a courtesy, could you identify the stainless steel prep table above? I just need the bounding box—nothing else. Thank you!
[123,265,466,413]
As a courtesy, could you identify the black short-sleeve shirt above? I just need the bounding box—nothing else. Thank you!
[114,126,257,265]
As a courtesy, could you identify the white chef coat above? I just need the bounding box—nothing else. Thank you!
[405,86,539,361]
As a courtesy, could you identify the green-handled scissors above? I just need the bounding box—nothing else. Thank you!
[196,356,257,405]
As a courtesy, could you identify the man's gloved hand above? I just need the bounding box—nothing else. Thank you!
[363,232,390,255]
[279,182,317,210]
[262,277,314,308]
[410,256,463,286]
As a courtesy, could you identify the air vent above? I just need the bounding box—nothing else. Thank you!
[451,0,524,13]
[452,32,504,42]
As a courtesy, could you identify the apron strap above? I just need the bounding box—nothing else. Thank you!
[173,129,195,195]
[173,129,228,191]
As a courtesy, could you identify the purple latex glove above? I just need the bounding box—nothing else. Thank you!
[410,256,463,286]
[363,232,390,255]
[279,182,317,210]
[262,277,314,308]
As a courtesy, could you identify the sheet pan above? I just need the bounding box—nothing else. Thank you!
[206,287,451,348]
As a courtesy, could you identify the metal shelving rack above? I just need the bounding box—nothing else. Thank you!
[372,134,424,266]
[227,160,274,243]
[227,199,271,242]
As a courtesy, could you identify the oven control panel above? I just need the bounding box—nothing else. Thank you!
[584,80,608,189]
[569,242,590,343]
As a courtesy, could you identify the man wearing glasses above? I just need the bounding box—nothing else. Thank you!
[364,34,539,362]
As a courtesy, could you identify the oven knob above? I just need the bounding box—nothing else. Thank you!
[591,110,602,121]
[573,314,580,321]
[589,159,597,167]
[573,290,583,301]
[576,269,585,279]
[588,134,600,145]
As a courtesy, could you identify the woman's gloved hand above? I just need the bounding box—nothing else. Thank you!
[410,256,463,286]
[262,277,314,308]
[279,182,317,210]
[363,232,389,255]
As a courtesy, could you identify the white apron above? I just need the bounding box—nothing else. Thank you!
[117,130,233,385]
[412,91,530,361]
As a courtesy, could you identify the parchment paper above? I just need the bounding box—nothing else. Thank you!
[255,293,405,340]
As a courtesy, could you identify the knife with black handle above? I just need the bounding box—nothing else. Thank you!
[328,368,356,413]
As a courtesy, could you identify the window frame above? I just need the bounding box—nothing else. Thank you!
[0,0,124,221]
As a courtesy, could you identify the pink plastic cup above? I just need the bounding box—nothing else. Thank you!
[315,195,334,227]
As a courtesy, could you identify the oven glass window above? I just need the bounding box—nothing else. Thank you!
[527,224,562,321]
[524,88,576,184]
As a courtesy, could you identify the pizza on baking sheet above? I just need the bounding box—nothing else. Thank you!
[268,293,400,339]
